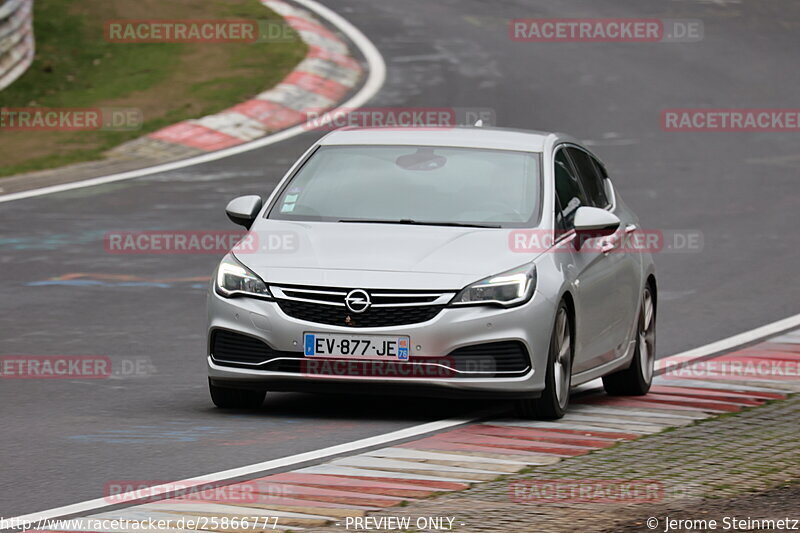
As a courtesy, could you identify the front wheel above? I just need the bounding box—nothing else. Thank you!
[209,379,266,409]
[516,302,572,420]
[602,285,656,395]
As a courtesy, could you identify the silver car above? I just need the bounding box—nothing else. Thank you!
[207,126,657,419]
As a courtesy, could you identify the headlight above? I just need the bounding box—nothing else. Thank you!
[215,254,271,299]
[450,263,537,307]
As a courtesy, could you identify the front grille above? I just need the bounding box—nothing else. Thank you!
[270,284,454,328]
[448,341,531,374]
[211,330,298,365]
[276,299,444,327]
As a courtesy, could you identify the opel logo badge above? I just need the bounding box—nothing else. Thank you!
[344,289,371,314]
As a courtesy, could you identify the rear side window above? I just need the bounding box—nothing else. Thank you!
[554,148,586,229]
[566,147,609,208]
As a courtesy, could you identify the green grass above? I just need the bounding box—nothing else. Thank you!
[1,1,184,109]
[0,0,308,177]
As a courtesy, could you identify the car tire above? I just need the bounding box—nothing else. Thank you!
[516,302,572,420]
[602,285,656,396]
[209,379,266,409]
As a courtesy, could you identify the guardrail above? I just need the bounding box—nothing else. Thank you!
[0,0,34,91]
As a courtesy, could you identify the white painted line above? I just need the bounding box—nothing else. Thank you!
[563,413,694,427]
[488,420,658,434]
[251,481,402,501]
[696,379,800,391]
[330,455,506,476]
[413,449,563,466]
[652,377,790,394]
[570,405,704,420]
[584,403,713,419]
[656,312,800,370]
[5,416,471,525]
[0,0,387,204]
[561,413,669,430]
[561,413,669,426]
[138,502,330,520]
[771,331,800,344]
[89,510,201,522]
[365,447,530,466]
[296,464,470,483]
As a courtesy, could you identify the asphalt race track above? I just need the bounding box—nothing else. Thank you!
[1,0,799,517]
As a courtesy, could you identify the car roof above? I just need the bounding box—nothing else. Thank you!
[318,126,571,152]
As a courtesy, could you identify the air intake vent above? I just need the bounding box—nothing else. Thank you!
[211,330,296,365]
[448,341,530,373]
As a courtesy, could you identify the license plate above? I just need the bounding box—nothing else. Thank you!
[303,333,410,361]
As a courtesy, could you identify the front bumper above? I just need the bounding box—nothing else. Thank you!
[206,288,556,399]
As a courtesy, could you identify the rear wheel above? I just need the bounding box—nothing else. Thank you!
[209,379,266,409]
[602,285,656,395]
[516,302,572,420]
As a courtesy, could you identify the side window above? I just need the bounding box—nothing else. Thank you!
[591,156,613,205]
[553,191,568,238]
[566,147,609,208]
[554,148,586,230]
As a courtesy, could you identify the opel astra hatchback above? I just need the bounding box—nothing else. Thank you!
[207,126,657,419]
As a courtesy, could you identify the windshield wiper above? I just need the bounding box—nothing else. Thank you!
[337,218,501,228]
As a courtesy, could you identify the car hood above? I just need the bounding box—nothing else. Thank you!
[233,220,541,290]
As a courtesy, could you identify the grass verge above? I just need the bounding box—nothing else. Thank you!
[0,0,307,177]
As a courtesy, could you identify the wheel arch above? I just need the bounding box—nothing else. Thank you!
[560,290,576,343]
[646,273,657,312]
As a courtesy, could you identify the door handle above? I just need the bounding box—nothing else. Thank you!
[601,226,635,254]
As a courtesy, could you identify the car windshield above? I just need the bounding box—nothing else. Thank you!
[268,145,542,228]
